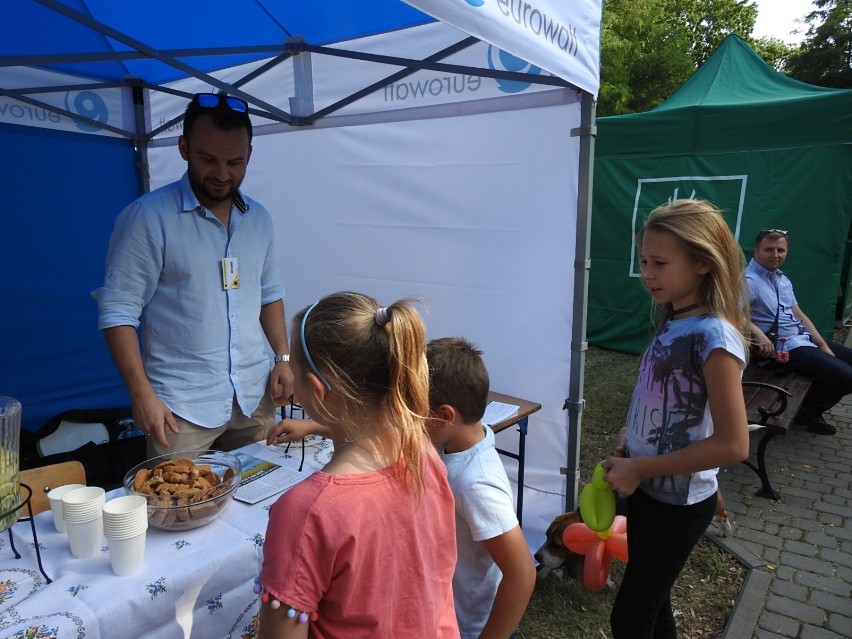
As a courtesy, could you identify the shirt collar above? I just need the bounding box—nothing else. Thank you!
[179,172,249,215]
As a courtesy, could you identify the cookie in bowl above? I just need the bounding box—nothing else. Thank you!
[123,450,242,531]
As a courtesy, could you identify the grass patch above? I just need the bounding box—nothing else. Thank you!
[516,345,745,639]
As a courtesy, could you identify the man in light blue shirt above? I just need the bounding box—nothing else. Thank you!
[746,228,852,436]
[93,93,293,454]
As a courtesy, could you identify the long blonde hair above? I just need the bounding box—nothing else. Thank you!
[638,199,750,343]
[292,291,430,496]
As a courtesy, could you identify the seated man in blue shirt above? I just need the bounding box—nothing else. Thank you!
[746,228,852,435]
[93,93,293,454]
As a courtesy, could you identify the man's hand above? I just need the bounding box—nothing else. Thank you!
[819,343,835,356]
[754,330,775,358]
[132,394,179,448]
[269,363,294,406]
[748,322,775,358]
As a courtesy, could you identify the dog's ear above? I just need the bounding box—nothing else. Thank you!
[545,512,572,537]
[547,511,582,538]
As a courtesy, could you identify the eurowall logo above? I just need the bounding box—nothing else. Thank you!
[487,46,541,93]
[628,175,748,277]
[469,0,579,57]
[64,90,109,132]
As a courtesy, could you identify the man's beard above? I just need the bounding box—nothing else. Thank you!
[188,168,243,207]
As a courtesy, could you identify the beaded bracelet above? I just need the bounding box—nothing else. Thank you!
[254,577,318,624]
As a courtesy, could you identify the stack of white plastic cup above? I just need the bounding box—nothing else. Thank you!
[62,486,106,558]
[47,483,86,533]
[102,495,148,576]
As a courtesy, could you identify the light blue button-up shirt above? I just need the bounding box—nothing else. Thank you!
[745,258,815,351]
[92,173,286,427]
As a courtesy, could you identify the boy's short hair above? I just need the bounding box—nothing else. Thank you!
[426,337,489,424]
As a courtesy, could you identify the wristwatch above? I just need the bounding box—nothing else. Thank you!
[274,354,290,364]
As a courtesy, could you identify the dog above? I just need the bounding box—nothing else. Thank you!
[533,510,586,580]
[534,488,733,581]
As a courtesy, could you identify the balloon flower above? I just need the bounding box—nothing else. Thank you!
[562,463,628,592]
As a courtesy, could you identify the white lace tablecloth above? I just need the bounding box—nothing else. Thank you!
[0,440,332,639]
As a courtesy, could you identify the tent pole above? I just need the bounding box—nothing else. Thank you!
[128,81,150,194]
[564,91,596,513]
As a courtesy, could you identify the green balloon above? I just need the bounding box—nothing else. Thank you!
[579,463,616,532]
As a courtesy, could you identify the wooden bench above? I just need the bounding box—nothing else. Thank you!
[741,361,813,500]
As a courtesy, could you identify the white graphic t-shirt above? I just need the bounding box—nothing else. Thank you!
[624,314,745,505]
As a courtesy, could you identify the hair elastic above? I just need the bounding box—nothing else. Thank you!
[301,302,332,390]
[375,307,390,327]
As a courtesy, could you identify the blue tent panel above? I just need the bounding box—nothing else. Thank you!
[3,123,136,429]
[3,0,436,83]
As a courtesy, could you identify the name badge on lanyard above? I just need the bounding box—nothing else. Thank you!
[222,257,240,290]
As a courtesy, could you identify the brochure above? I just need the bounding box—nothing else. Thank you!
[483,400,519,427]
[233,450,310,505]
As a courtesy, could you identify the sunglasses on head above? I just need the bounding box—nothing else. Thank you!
[756,228,788,240]
[192,93,248,114]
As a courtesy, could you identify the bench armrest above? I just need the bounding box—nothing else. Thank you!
[742,380,793,422]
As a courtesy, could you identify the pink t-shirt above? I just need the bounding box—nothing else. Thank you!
[261,450,459,638]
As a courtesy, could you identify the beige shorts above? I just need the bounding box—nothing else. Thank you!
[147,394,277,457]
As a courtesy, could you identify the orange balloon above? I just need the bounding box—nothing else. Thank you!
[609,515,629,562]
[562,516,629,591]
[563,522,599,555]
[583,546,611,592]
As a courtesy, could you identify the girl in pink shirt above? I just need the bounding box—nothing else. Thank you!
[258,291,459,639]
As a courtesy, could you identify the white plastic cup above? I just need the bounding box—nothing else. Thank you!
[65,515,104,558]
[106,529,146,576]
[47,483,86,533]
[62,486,105,522]
[102,495,147,537]
[103,515,148,540]
[104,521,148,541]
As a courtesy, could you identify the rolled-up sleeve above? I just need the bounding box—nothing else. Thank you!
[92,202,163,330]
[255,202,285,306]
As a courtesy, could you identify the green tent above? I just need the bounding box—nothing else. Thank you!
[589,34,852,354]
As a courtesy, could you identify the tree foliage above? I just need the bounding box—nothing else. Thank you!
[785,0,852,87]
[662,0,758,66]
[749,37,795,71]
[598,0,760,116]
[597,0,849,115]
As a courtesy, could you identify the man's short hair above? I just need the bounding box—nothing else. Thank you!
[427,337,489,424]
[183,94,252,142]
[754,228,788,246]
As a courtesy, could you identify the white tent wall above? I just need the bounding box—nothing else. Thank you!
[148,91,580,551]
[2,0,599,554]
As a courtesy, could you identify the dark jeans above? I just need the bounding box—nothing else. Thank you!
[787,340,852,417]
[611,489,717,639]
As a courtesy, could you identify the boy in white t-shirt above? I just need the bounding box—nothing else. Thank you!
[426,337,536,639]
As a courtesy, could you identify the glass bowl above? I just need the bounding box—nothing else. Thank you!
[122,449,242,531]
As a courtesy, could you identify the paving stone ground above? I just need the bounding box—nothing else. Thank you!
[712,357,852,639]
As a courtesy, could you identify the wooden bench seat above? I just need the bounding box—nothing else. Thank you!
[741,361,813,500]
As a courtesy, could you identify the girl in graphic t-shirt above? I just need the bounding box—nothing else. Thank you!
[602,199,750,639]
[257,292,459,639]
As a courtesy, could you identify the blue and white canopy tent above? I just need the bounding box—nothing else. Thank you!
[1,0,601,549]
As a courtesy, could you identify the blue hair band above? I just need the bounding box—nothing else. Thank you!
[300,302,332,390]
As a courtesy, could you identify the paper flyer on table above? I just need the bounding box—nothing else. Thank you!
[233,450,309,504]
[483,401,519,427]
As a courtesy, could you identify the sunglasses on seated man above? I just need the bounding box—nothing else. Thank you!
[756,228,788,241]
[192,93,248,113]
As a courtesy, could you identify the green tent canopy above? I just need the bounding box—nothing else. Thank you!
[589,34,852,354]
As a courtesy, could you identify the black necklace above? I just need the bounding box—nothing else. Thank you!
[671,302,700,315]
